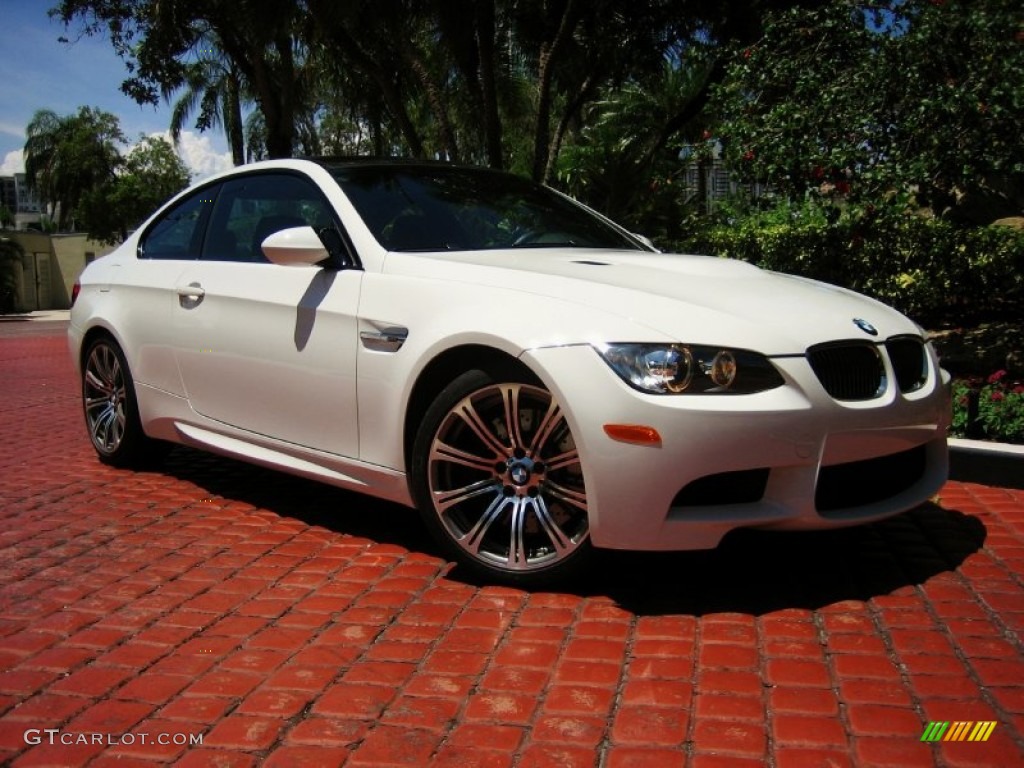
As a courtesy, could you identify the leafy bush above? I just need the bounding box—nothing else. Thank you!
[676,199,1024,327]
[951,371,1024,444]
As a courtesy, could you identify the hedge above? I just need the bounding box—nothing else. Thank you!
[675,205,1024,327]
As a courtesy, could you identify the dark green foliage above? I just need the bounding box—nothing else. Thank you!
[23,107,190,242]
[0,238,24,314]
[78,135,192,243]
[713,0,1024,221]
[679,200,1024,326]
[24,107,124,230]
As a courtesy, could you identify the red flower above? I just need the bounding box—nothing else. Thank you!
[835,180,851,195]
[988,370,1007,384]
[1013,385,1024,395]
[742,150,755,161]
[990,391,1005,402]
[742,48,753,59]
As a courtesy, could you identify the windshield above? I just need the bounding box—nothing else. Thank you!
[328,164,645,252]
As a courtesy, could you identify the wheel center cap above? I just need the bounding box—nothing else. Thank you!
[509,460,532,486]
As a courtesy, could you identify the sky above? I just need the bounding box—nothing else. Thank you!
[0,1,233,180]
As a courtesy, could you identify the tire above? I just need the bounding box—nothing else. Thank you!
[81,336,168,468]
[411,368,593,587]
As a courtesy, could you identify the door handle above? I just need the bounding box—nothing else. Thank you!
[176,282,205,308]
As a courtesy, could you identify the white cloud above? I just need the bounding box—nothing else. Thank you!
[1,133,232,181]
[0,122,25,140]
[146,130,233,181]
[0,149,25,175]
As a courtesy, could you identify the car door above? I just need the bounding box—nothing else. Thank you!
[127,182,221,396]
[171,171,362,458]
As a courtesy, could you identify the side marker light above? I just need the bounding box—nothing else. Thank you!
[603,424,662,446]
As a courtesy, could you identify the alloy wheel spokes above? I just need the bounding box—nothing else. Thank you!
[460,494,515,555]
[429,382,588,571]
[528,400,563,456]
[544,479,589,513]
[526,495,571,556]
[454,398,511,458]
[84,345,127,452]
[430,439,499,473]
[432,478,501,513]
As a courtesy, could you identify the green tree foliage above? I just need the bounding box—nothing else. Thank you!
[53,0,310,159]
[78,135,192,243]
[681,198,1024,325]
[166,32,247,166]
[23,108,190,242]
[557,56,715,237]
[51,1,829,182]
[712,0,1024,221]
[24,106,124,229]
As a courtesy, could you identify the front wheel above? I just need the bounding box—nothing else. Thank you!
[411,369,592,586]
[82,336,167,468]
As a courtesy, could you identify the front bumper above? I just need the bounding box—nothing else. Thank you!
[522,343,950,551]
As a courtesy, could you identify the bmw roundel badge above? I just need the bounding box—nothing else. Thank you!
[853,318,878,336]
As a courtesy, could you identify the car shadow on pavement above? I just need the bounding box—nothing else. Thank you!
[160,447,986,617]
[161,446,442,556]
[587,504,986,616]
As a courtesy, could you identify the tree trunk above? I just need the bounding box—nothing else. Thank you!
[531,0,579,182]
[542,74,595,185]
[320,22,426,158]
[401,47,459,161]
[226,69,245,166]
[475,0,503,169]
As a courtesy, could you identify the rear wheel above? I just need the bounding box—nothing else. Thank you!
[412,369,592,586]
[82,336,166,468]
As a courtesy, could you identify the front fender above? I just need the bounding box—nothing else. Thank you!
[354,271,668,471]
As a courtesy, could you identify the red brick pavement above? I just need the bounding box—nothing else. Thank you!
[1,326,1022,767]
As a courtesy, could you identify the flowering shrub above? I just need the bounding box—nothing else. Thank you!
[950,371,1024,444]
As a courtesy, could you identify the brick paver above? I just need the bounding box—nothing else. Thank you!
[1,326,1022,766]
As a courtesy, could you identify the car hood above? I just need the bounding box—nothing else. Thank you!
[386,248,920,355]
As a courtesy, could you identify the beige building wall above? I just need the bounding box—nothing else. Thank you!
[6,232,116,312]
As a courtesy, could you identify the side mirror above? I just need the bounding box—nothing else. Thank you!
[261,226,329,266]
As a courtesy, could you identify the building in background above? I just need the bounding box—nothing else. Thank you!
[0,174,43,230]
[3,232,113,312]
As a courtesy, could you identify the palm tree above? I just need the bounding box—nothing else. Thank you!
[166,36,247,166]
[556,58,714,235]
[24,107,124,230]
[23,109,65,226]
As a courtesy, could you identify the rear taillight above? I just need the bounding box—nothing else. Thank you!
[71,279,80,307]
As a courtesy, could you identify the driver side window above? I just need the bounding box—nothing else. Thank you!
[201,173,338,263]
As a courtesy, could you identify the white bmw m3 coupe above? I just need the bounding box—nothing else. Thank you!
[69,159,951,585]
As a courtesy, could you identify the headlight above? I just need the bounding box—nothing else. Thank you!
[595,343,784,394]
